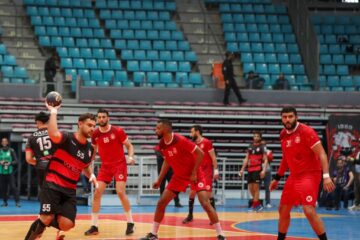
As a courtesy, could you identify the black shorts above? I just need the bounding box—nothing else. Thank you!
[39,187,77,223]
[247,171,261,184]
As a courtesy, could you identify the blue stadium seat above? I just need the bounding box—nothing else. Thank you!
[57,47,68,57]
[133,71,146,84]
[189,73,203,85]
[127,40,139,50]
[110,60,122,70]
[227,42,239,52]
[115,70,127,82]
[251,43,263,52]
[51,36,62,47]
[333,54,344,64]
[153,40,165,50]
[82,28,93,38]
[253,53,265,63]
[327,76,340,87]
[58,27,70,36]
[249,33,260,42]
[272,33,284,43]
[63,37,75,47]
[172,31,184,40]
[179,62,191,72]
[83,80,96,87]
[91,70,102,81]
[122,81,135,87]
[185,51,197,62]
[39,36,51,46]
[261,33,272,42]
[147,72,160,83]
[340,76,353,87]
[14,67,27,78]
[77,19,89,28]
[345,55,357,64]
[93,48,104,59]
[68,48,80,58]
[98,59,110,69]
[153,20,165,30]
[293,64,305,74]
[140,61,152,72]
[133,50,146,60]
[175,72,189,83]
[166,61,178,72]
[100,39,112,48]
[167,82,179,88]
[172,51,184,61]
[147,50,159,60]
[337,65,348,75]
[76,38,88,48]
[268,63,280,74]
[256,63,267,74]
[86,59,97,69]
[80,48,92,58]
[31,16,42,26]
[281,64,292,74]
[320,54,331,64]
[127,60,139,71]
[160,72,173,83]
[140,40,152,50]
[243,63,255,73]
[153,61,165,71]
[103,70,114,81]
[61,58,72,69]
[263,43,275,53]
[4,55,16,65]
[159,51,171,61]
[289,54,301,64]
[1,66,14,77]
[265,53,277,63]
[178,41,190,51]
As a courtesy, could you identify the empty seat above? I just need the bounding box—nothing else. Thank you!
[127,60,139,71]
[160,72,172,83]
[189,73,203,85]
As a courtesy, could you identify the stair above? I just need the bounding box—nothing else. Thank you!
[0,0,46,81]
[174,0,244,87]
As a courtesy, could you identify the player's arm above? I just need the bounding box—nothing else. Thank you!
[45,102,62,144]
[269,158,288,191]
[239,153,249,177]
[344,171,354,190]
[90,144,98,161]
[25,150,36,166]
[312,142,335,192]
[123,139,135,165]
[209,149,219,180]
[191,146,204,183]
[260,152,268,178]
[153,160,170,189]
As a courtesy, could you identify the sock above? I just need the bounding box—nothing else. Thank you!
[318,232,327,240]
[278,232,287,240]
[24,218,46,240]
[91,213,99,227]
[210,197,216,210]
[214,222,224,236]
[151,222,160,235]
[125,210,134,223]
[189,198,195,216]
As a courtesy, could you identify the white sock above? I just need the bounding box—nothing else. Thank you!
[125,210,134,223]
[91,213,99,227]
[151,222,160,235]
[214,222,224,236]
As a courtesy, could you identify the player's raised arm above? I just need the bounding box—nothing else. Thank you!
[45,102,62,143]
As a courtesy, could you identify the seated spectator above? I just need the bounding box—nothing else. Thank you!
[245,71,265,89]
[346,44,354,53]
[328,156,354,210]
[337,36,349,43]
[273,73,290,90]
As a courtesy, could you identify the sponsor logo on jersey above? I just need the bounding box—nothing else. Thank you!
[110,134,115,140]
[306,195,313,203]
[295,136,301,143]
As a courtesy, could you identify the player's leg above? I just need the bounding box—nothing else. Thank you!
[182,189,196,224]
[140,189,176,240]
[197,190,225,239]
[302,205,328,240]
[252,183,263,211]
[115,180,135,235]
[277,204,292,240]
[25,214,55,240]
[84,181,107,235]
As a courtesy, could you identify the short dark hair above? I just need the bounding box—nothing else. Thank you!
[35,111,50,123]
[157,119,172,129]
[192,124,203,135]
[253,130,262,139]
[97,108,109,116]
[281,106,297,116]
[78,113,96,122]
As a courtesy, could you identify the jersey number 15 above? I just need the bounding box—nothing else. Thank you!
[36,136,52,151]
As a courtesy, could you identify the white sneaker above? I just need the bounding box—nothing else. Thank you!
[266,203,272,208]
[348,205,359,211]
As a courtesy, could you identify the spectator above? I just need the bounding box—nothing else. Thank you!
[222,52,246,105]
[273,73,290,90]
[44,52,59,94]
[327,156,354,210]
[345,44,354,53]
[337,36,349,43]
[0,137,20,207]
[245,71,265,89]
[349,150,360,210]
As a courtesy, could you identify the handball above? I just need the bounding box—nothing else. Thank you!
[46,91,62,107]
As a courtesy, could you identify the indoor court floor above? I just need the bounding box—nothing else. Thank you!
[0,199,359,240]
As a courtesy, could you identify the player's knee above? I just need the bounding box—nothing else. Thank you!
[58,221,74,231]
[117,191,126,199]
[40,214,55,226]
[199,200,212,212]
[302,206,316,218]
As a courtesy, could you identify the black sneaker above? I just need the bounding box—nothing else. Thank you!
[182,215,193,224]
[139,232,158,240]
[174,202,183,208]
[15,202,21,208]
[1,202,8,207]
[217,235,226,240]
[125,222,135,235]
[84,225,99,236]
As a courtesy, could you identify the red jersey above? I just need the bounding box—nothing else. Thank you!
[196,137,214,170]
[158,133,198,179]
[247,143,266,172]
[278,122,322,176]
[91,125,128,166]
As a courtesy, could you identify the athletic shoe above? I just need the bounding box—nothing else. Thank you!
[139,232,158,240]
[254,205,264,212]
[348,205,360,211]
[84,225,99,236]
[265,203,272,208]
[1,202,8,207]
[217,235,226,240]
[174,202,183,208]
[125,222,134,235]
[16,202,21,208]
[182,215,193,224]
[55,230,65,240]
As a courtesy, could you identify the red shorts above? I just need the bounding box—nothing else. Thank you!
[97,164,127,184]
[280,173,321,206]
[167,173,207,193]
[190,166,213,192]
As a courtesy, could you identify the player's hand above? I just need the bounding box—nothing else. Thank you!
[152,180,161,189]
[323,177,335,193]
[213,169,220,180]
[45,100,61,112]
[238,170,244,177]
[127,156,135,165]
[89,173,99,189]
[260,171,265,179]
[269,180,279,191]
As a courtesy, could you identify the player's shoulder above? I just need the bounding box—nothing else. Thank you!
[279,128,287,139]
[298,123,316,135]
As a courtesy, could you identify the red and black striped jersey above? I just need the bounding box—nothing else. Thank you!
[247,143,266,172]
[45,131,94,195]
[25,127,57,169]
